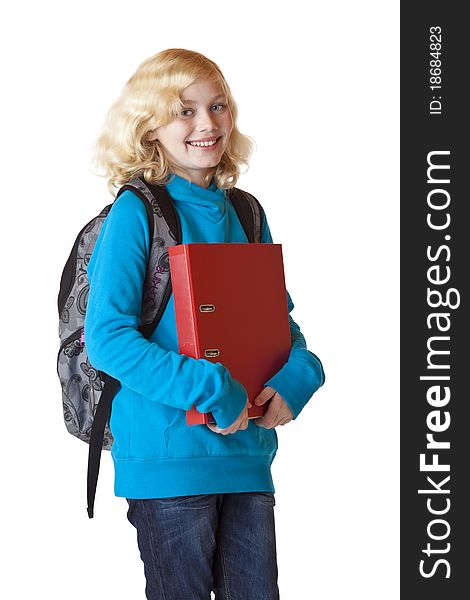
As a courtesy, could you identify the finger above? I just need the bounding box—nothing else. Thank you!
[268,414,283,428]
[254,386,275,406]
[237,413,249,432]
[256,418,274,429]
[208,422,233,435]
[261,405,282,429]
[225,417,244,435]
[211,408,250,435]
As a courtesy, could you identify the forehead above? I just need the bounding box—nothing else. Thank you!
[181,79,226,102]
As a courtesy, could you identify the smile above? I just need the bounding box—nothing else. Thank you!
[186,137,221,148]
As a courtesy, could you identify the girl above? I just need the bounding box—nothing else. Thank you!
[85,48,325,600]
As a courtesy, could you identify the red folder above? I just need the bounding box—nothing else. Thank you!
[168,243,291,426]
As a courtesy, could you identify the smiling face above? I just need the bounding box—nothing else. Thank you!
[148,79,234,188]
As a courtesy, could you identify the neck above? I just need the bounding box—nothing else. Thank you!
[170,167,216,189]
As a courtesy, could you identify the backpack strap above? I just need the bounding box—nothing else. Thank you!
[131,176,182,338]
[87,375,120,517]
[228,188,264,243]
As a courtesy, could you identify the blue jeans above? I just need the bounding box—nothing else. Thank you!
[126,492,280,600]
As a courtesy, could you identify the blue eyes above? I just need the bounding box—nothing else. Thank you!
[180,104,225,117]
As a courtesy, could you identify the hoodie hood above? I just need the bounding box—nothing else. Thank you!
[165,173,227,224]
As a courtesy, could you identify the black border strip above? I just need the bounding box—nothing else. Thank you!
[401,3,469,597]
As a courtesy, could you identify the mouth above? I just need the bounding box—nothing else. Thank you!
[186,136,222,150]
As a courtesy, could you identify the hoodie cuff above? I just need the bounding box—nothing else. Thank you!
[209,376,248,429]
[264,360,323,420]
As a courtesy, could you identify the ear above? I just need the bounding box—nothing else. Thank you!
[147,129,158,142]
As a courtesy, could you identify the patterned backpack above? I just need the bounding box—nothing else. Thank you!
[57,174,263,517]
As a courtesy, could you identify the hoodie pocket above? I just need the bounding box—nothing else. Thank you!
[165,415,278,459]
[163,410,186,454]
[127,397,184,460]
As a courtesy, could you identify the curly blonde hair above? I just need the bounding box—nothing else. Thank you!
[90,48,254,197]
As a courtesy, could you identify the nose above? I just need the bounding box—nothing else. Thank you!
[196,108,217,132]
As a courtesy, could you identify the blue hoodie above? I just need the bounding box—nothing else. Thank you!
[85,174,325,499]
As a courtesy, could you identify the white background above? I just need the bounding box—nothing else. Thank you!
[1,1,399,598]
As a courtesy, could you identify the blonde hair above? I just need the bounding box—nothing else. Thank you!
[91,48,254,196]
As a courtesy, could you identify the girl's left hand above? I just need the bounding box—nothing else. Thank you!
[253,386,294,429]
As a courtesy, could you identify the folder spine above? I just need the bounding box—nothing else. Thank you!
[170,246,200,359]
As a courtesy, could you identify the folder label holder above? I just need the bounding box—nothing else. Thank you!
[199,304,216,313]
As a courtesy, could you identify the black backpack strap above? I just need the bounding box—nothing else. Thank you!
[229,188,264,243]
[136,177,182,338]
[86,176,182,519]
[87,374,120,518]
[115,177,182,338]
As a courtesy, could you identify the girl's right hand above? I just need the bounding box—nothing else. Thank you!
[206,398,252,435]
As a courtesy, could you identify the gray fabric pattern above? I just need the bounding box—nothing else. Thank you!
[57,178,176,449]
[57,331,112,447]
[58,205,114,448]
[58,206,111,345]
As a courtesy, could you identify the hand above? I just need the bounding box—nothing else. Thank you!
[254,386,293,429]
[207,398,252,435]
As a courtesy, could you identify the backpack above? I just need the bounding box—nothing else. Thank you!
[57,174,264,517]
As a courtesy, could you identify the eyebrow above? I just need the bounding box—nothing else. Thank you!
[181,94,227,104]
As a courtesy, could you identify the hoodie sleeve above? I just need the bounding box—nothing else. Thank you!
[84,190,247,429]
[259,206,325,419]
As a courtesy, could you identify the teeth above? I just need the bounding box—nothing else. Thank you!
[188,139,218,147]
